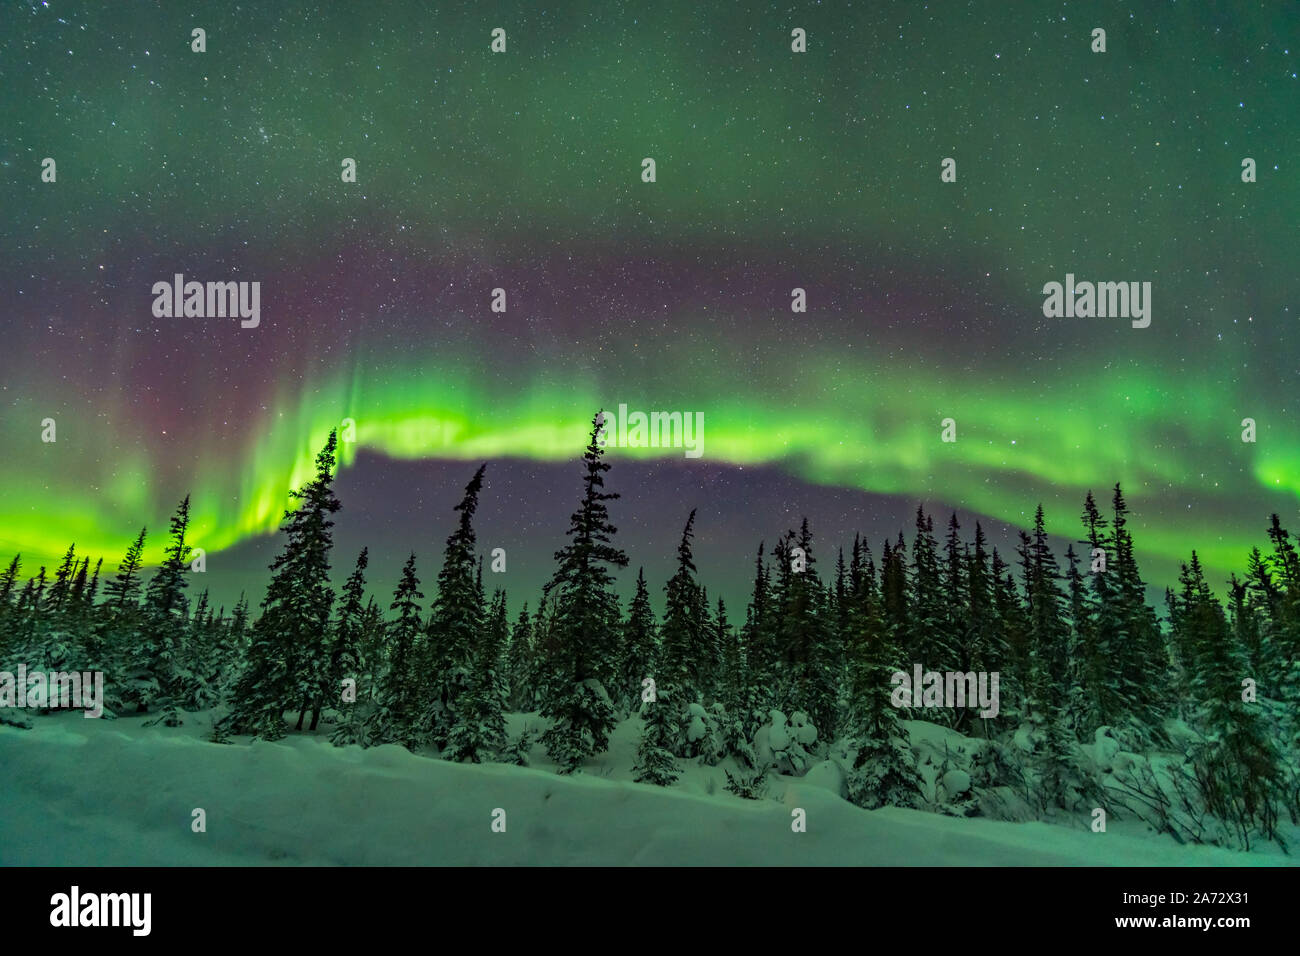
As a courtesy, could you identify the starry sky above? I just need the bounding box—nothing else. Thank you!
[1,0,1297,614]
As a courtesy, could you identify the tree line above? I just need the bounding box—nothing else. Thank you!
[1,413,1296,849]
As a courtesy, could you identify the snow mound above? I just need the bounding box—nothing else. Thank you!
[941,769,971,797]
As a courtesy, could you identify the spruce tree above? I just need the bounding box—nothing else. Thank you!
[1063,543,1095,738]
[1175,552,1283,846]
[374,553,425,748]
[909,508,947,670]
[695,583,718,700]
[222,432,341,739]
[445,587,509,762]
[965,523,1005,736]
[831,548,852,719]
[1106,484,1168,733]
[658,510,702,715]
[618,568,657,715]
[0,554,21,660]
[329,548,371,746]
[633,685,680,786]
[720,590,758,767]
[1024,506,1075,811]
[420,464,488,750]
[504,603,536,712]
[942,513,968,651]
[538,412,628,773]
[47,544,78,620]
[740,543,773,712]
[881,533,910,657]
[104,528,147,610]
[844,531,916,810]
[131,496,193,723]
[774,519,833,735]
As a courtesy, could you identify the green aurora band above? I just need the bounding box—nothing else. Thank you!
[2,333,1295,592]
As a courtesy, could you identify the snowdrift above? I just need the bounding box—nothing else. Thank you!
[1,712,1283,866]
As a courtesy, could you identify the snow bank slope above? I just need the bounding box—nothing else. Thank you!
[0,717,1276,866]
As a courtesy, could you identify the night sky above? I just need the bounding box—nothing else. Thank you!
[2,0,1296,615]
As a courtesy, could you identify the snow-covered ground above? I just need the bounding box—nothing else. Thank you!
[0,711,1288,866]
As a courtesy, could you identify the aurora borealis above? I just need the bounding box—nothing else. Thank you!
[1,0,1297,609]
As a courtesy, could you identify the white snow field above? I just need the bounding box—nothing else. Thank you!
[0,710,1289,866]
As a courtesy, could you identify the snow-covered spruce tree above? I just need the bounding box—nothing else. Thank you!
[880,533,910,672]
[418,464,487,751]
[444,587,509,763]
[294,453,348,733]
[1078,493,1117,731]
[775,518,836,738]
[1097,485,1169,740]
[695,583,719,701]
[1024,506,1089,814]
[355,596,385,689]
[843,533,918,811]
[485,589,511,716]
[965,523,1006,739]
[801,527,840,743]
[941,513,968,663]
[529,592,560,706]
[10,549,79,704]
[372,552,425,748]
[1253,520,1300,816]
[1013,532,1041,718]
[1227,573,1268,686]
[103,528,147,612]
[0,554,21,627]
[633,681,680,786]
[617,568,657,715]
[1063,544,1096,741]
[720,593,758,768]
[79,556,102,624]
[939,514,978,733]
[657,510,704,756]
[75,557,104,668]
[23,544,73,677]
[990,546,1028,721]
[1238,554,1294,704]
[538,413,628,773]
[768,534,793,705]
[1259,520,1300,821]
[86,530,149,716]
[225,592,251,659]
[328,548,371,747]
[46,543,79,631]
[132,496,194,725]
[12,566,48,661]
[1175,551,1283,848]
[740,542,774,715]
[713,595,734,704]
[909,507,950,676]
[504,603,536,712]
[830,548,852,723]
[837,536,870,739]
[0,553,21,663]
[179,587,225,711]
[220,432,341,740]
[1262,515,1300,704]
